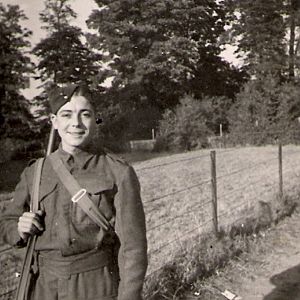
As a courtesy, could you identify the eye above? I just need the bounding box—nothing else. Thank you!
[81,111,92,118]
[60,113,72,118]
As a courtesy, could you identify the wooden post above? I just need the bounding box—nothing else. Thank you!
[210,151,218,236]
[278,143,283,199]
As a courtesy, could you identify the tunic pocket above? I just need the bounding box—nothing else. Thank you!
[71,174,114,225]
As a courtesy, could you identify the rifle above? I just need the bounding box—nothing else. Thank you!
[15,125,56,300]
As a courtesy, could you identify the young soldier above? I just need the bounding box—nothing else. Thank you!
[0,84,148,300]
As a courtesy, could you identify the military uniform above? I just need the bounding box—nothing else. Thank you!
[0,144,148,300]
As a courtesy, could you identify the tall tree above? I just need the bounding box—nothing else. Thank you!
[285,0,300,80]
[229,0,286,78]
[87,0,242,111]
[0,4,34,138]
[33,0,102,88]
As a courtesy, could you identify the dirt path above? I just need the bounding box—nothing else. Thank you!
[238,245,300,299]
[236,213,300,300]
[187,211,300,300]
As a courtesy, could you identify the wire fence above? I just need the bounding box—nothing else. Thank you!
[136,143,300,276]
[1,142,300,297]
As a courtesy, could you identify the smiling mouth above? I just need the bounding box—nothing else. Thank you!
[68,132,85,136]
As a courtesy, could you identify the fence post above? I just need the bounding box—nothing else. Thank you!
[210,150,218,236]
[278,143,283,199]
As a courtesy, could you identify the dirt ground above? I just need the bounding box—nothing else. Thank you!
[186,208,300,300]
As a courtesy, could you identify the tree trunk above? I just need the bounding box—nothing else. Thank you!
[289,5,296,79]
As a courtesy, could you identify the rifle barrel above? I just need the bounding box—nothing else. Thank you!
[46,126,56,156]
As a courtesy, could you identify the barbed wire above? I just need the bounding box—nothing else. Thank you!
[135,152,211,172]
[148,217,214,257]
[218,177,276,200]
[146,218,215,278]
[218,184,277,220]
[216,156,279,180]
[144,153,281,206]
[143,178,211,205]
[147,199,211,232]
[137,142,286,174]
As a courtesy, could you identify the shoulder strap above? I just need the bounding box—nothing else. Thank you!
[16,157,45,300]
[31,158,45,212]
[49,154,113,233]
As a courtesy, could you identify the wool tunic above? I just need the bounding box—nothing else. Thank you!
[0,145,148,300]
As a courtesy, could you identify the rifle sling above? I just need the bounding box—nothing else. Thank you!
[49,154,113,233]
[16,157,45,300]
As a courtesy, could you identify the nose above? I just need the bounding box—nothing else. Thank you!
[70,114,82,127]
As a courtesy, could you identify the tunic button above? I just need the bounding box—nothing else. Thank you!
[55,222,58,226]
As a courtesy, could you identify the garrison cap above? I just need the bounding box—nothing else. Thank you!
[48,84,80,114]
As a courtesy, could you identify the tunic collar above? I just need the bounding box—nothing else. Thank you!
[57,143,97,169]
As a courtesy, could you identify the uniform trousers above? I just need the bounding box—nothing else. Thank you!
[28,252,119,300]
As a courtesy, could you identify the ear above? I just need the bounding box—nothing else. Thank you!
[50,114,58,129]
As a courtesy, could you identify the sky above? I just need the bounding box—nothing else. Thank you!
[2,0,241,100]
[2,0,98,99]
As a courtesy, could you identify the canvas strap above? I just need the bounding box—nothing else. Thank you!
[16,157,45,300]
[49,154,114,233]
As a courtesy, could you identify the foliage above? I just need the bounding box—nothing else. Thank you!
[156,94,212,151]
[0,138,25,162]
[33,0,102,89]
[33,26,101,86]
[200,95,234,134]
[0,137,44,163]
[228,75,300,145]
[229,0,286,78]
[93,97,161,152]
[87,0,244,113]
[0,4,34,139]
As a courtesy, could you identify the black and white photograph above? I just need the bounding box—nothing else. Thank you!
[1,1,300,299]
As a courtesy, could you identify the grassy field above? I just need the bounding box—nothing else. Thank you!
[132,145,300,275]
[1,145,300,285]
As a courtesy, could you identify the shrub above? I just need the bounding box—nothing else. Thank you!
[156,94,212,151]
[228,75,300,146]
[0,138,45,162]
[0,138,26,162]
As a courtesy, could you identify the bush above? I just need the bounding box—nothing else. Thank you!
[0,138,45,162]
[228,75,300,146]
[155,94,212,151]
[0,138,26,162]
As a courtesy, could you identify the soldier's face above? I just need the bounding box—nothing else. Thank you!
[51,95,96,153]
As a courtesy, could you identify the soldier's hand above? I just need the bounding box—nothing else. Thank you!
[17,210,44,241]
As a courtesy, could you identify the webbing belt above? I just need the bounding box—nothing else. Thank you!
[49,153,114,233]
[38,250,111,279]
[16,158,45,300]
